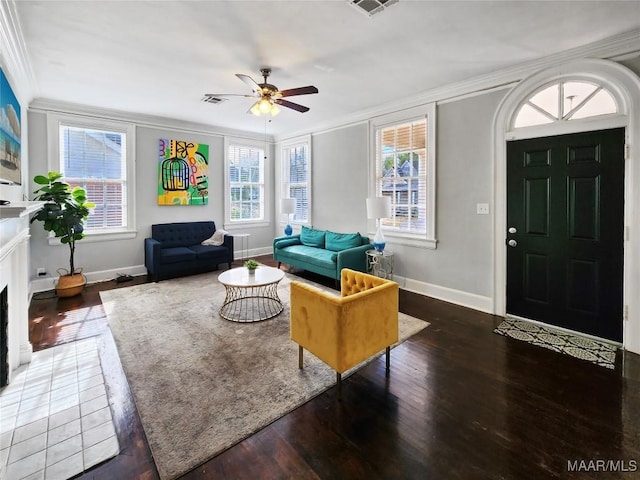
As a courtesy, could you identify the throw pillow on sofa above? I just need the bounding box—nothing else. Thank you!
[300,226,326,247]
[325,231,361,251]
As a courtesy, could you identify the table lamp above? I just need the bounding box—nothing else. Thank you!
[366,196,391,252]
[281,198,296,236]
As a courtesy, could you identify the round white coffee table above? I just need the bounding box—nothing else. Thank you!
[218,266,285,322]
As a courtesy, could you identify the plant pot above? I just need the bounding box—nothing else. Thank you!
[55,270,87,297]
[247,268,256,275]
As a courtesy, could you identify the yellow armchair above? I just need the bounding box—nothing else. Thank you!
[290,268,399,398]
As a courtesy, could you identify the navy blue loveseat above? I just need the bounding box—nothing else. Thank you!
[144,221,234,281]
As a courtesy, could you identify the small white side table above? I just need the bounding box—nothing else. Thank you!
[366,250,394,279]
[234,233,250,261]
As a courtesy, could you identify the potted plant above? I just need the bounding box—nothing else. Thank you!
[31,171,95,297]
[244,259,259,275]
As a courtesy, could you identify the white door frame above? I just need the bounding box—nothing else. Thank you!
[492,58,640,355]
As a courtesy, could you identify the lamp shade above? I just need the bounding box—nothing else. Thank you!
[366,196,391,219]
[250,99,281,117]
[281,198,296,214]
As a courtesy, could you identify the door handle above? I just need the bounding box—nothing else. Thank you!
[508,239,517,247]
[508,227,517,234]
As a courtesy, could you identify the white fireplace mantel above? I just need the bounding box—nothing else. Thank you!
[0,201,43,384]
[0,201,45,219]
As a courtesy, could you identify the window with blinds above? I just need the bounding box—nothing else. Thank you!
[59,126,127,230]
[228,144,264,221]
[376,119,427,235]
[282,142,310,224]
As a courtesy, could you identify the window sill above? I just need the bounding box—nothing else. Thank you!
[224,221,270,231]
[47,230,137,245]
[369,231,438,250]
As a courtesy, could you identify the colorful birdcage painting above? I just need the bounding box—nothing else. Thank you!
[158,139,209,205]
[161,157,189,191]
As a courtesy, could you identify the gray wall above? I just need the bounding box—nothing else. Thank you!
[421,89,505,296]
[301,90,505,299]
[620,56,640,77]
[27,56,639,301]
[27,88,506,300]
[28,111,275,283]
[310,123,369,233]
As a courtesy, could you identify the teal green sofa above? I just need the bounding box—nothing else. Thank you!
[273,226,372,286]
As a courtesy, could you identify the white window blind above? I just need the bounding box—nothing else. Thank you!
[283,142,309,223]
[60,126,127,230]
[376,119,427,235]
[228,144,264,221]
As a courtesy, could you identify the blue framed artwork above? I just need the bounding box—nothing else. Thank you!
[0,67,21,185]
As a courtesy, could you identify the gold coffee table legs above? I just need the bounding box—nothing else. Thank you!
[219,282,283,322]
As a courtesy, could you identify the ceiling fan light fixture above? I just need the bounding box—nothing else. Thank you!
[250,102,262,116]
[258,98,272,113]
[250,98,280,117]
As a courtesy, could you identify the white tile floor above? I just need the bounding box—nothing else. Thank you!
[0,338,119,480]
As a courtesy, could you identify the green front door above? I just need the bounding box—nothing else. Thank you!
[506,128,625,342]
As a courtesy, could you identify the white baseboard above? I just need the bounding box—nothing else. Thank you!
[29,252,275,293]
[239,246,272,260]
[30,255,494,317]
[30,264,147,293]
[394,274,494,314]
[268,244,494,314]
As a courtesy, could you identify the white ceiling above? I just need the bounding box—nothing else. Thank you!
[14,0,640,136]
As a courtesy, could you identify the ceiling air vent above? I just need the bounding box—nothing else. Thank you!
[201,96,228,105]
[349,0,399,17]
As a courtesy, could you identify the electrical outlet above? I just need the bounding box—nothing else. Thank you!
[476,203,490,215]
[37,267,46,276]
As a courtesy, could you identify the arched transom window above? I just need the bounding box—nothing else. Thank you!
[513,80,618,128]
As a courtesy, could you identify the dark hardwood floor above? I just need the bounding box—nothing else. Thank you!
[28,256,640,479]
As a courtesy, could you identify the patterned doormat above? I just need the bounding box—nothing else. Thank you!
[494,318,618,369]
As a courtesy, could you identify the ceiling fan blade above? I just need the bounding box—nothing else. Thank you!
[278,86,319,97]
[274,98,310,113]
[236,73,262,94]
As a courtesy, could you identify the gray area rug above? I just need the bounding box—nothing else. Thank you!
[100,271,428,480]
[494,317,618,369]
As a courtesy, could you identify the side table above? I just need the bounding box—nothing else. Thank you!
[366,250,394,279]
[233,233,250,262]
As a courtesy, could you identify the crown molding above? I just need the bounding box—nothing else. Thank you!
[276,28,640,142]
[0,0,37,100]
[28,98,274,142]
[8,0,638,145]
